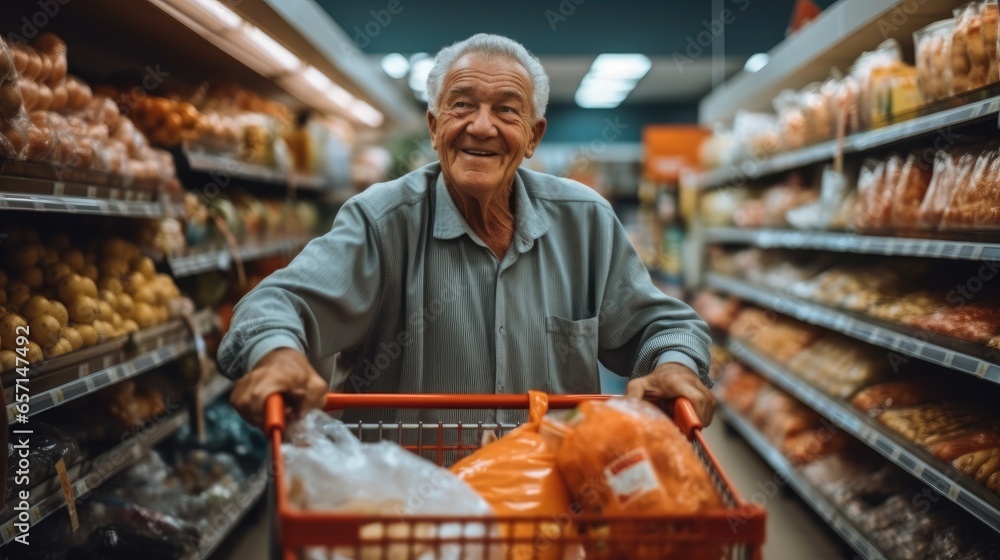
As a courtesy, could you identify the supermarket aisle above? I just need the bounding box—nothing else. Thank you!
[701,422,851,560]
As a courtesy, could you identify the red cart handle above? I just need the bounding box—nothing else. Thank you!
[265,393,703,439]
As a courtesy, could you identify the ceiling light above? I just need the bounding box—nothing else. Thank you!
[588,54,652,80]
[409,57,434,93]
[744,53,770,73]
[381,53,410,79]
[242,24,302,73]
[350,99,385,127]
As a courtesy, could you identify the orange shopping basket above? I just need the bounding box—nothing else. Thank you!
[265,393,766,559]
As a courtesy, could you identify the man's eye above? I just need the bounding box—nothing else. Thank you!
[499,106,517,113]
[454,101,470,108]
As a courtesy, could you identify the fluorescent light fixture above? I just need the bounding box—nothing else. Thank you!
[350,99,385,128]
[187,0,241,30]
[409,57,434,93]
[588,54,651,80]
[574,53,650,109]
[242,24,301,73]
[381,53,410,79]
[149,0,386,127]
[744,53,769,73]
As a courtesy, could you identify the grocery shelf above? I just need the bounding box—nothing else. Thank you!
[694,93,1000,190]
[0,409,190,546]
[704,228,1000,262]
[0,192,167,218]
[2,319,197,423]
[180,148,327,192]
[193,467,267,560]
[168,236,312,277]
[727,341,1000,535]
[699,0,957,124]
[705,273,1000,384]
[716,403,887,560]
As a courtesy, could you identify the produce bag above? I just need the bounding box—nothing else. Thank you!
[554,397,721,559]
[450,391,581,560]
[915,19,955,101]
[283,410,497,560]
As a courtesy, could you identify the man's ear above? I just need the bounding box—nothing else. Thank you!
[427,111,438,151]
[524,117,547,159]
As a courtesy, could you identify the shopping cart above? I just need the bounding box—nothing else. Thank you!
[265,393,766,560]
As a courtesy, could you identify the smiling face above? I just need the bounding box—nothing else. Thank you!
[428,53,547,202]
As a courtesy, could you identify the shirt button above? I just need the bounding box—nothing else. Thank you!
[498,325,505,335]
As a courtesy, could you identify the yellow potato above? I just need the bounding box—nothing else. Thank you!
[62,326,83,351]
[0,313,28,351]
[76,324,98,347]
[50,300,68,326]
[28,315,61,348]
[68,295,99,324]
[19,295,52,322]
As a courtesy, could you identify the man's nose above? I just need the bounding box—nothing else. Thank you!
[466,107,497,138]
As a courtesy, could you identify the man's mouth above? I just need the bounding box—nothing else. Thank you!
[461,149,499,157]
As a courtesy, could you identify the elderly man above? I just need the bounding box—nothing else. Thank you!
[219,33,714,428]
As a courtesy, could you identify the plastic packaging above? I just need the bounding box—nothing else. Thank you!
[891,153,935,229]
[942,146,1000,229]
[731,110,780,161]
[450,391,579,560]
[915,19,956,101]
[282,410,496,560]
[554,397,721,560]
[854,157,893,231]
[952,447,1000,494]
[5,421,82,501]
[850,39,904,130]
[849,379,944,415]
[928,431,1000,462]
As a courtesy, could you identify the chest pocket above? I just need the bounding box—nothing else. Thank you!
[545,316,600,394]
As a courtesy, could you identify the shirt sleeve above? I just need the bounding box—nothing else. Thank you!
[216,199,384,379]
[595,208,712,388]
[655,350,701,377]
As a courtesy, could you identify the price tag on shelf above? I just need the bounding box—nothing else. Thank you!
[107,367,122,382]
[0,197,7,208]
[51,388,65,404]
[86,186,97,198]
[55,459,79,533]
[890,447,902,461]
[975,361,990,379]
[948,485,961,500]
[970,244,984,260]
[109,188,120,200]
[31,507,42,522]
[78,363,89,378]
[52,182,65,196]
[103,355,115,370]
[914,464,925,477]
[1,522,15,542]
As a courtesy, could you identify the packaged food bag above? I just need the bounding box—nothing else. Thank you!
[450,391,581,560]
[554,398,722,559]
[282,410,498,560]
[914,19,955,101]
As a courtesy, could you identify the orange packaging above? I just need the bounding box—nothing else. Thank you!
[555,398,722,559]
[450,391,581,560]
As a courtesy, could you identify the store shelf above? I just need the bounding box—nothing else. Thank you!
[699,0,956,123]
[168,236,311,277]
[0,409,190,545]
[0,192,167,218]
[2,318,199,423]
[716,403,887,560]
[695,93,1000,190]
[706,273,1000,384]
[727,341,1000,535]
[180,148,327,192]
[193,467,267,559]
[704,228,1000,262]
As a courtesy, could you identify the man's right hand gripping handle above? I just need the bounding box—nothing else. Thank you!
[230,348,329,428]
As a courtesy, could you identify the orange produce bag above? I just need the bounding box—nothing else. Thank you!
[450,391,580,560]
[555,398,722,560]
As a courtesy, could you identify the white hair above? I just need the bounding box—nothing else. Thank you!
[426,33,549,120]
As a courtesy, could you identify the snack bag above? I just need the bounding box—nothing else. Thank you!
[555,398,722,559]
[450,391,581,560]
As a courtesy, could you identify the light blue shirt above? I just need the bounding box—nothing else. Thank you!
[218,163,711,424]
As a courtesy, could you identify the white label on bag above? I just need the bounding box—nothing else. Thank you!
[604,448,660,507]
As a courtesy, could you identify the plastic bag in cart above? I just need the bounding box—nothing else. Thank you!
[284,410,500,560]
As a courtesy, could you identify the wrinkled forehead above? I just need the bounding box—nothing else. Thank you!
[444,52,534,97]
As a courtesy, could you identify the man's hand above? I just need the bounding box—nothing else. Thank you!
[625,362,716,426]
[230,348,329,428]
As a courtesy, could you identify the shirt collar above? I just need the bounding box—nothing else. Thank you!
[433,168,550,252]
